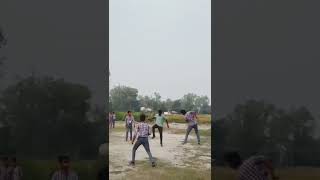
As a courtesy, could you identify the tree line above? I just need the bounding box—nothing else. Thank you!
[214,100,320,167]
[0,76,106,159]
[109,85,211,114]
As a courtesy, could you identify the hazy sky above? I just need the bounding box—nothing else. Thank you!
[110,0,211,100]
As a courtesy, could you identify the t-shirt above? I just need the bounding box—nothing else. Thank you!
[155,114,166,127]
[185,111,197,126]
[51,170,78,180]
[125,115,134,126]
[135,122,150,138]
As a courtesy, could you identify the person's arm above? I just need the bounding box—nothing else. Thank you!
[165,117,170,128]
[132,125,138,144]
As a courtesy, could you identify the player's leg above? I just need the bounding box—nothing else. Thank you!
[129,125,133,141]
[183,125,193,144]
[126,126,129,141]
[194,124,200,144]
[131,138,143,165]
[159,126,163,146]
[142,138,155,167]
[152,124,156,139]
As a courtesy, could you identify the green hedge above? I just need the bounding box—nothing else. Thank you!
[113,112,211,124]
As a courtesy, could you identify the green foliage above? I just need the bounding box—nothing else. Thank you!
[110,85,139,112]
[0,76,105,158]
[215,99,320,166]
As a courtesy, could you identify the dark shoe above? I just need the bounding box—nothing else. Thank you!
[160,143,163,147]
[129,161,135,166]
[152,136,155,139]
[198,142,201,145]
[182,141,186,145]
[152,162,156,167]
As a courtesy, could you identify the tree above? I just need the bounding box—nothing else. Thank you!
[180,93,197,111]
[1,76,101,158]
[110,85,139,111]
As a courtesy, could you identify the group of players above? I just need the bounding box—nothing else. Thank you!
[109,109,200,167]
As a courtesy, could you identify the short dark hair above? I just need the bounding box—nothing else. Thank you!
[140,113,146,121]
[58,155,70,163]
[158,110,162,115]
[180,110,186,115]
[127,111,131,113]
[224,152,242,169]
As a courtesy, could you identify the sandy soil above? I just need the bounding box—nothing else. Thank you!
[109,122,211,180]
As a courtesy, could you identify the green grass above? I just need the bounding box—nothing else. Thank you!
[123,161,211,180]
[214,167,320,180]
[18,159,105,180]
[114,112,211,124]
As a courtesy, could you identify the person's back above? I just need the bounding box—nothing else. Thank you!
[237,156,269,180]
[136,121,150,137]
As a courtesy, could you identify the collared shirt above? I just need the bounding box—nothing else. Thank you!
[51,170,78,180]
[238,156,269,180]
[125,115,135,126]
[10,166,22,180]
[185,111,197,126]
[135,122,150,138]
[155,114,166,127]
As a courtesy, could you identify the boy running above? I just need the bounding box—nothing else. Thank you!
[150,110,169,147]
[181,110,200,145]
[129,113,156,167]
[124,111,135,141]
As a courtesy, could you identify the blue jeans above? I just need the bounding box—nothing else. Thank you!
[184,124,200,143]
[132,137,154,164]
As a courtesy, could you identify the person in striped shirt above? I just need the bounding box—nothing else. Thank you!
[224,152,279,180]
[124,111,135,141]
[129,113,156,167]
[181,110,200,145]
[51,156,78,180]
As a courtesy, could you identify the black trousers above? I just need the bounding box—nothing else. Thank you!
[152,124,163,145]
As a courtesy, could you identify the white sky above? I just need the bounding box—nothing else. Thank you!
[110,0,211,100]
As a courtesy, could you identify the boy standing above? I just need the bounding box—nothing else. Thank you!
[130,114,156,167]
[124,111,135,141]
[51,156,78,180]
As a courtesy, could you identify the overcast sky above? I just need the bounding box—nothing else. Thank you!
[109,0,211,100]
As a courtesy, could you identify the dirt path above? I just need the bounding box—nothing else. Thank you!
[109,122,211,180]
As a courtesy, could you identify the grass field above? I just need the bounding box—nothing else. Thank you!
[17,159,106,180]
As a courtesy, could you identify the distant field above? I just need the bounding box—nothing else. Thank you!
[214,167,320,180]
[18,159,105,180]
[114,112,211,124]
